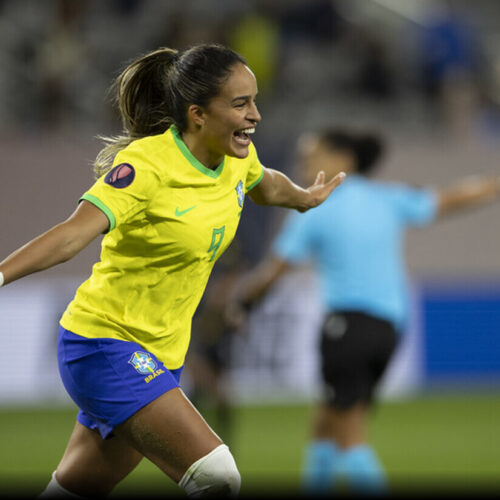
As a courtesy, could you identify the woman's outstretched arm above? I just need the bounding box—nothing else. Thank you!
[0,201,109,286]
[248,167,345,212]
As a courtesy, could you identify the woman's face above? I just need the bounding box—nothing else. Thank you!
[199,62,261,165]
[297,134,355,185]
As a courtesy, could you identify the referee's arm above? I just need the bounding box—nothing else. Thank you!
[224,255,291,329]
[436,174,500,216]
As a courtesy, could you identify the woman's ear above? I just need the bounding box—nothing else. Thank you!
[187,104,205,127]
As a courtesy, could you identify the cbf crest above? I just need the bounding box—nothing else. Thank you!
[235,180,244,208]
[129,351,157,375]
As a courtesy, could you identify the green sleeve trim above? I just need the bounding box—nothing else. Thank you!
[246,165,264,192]
[80,193,116,232]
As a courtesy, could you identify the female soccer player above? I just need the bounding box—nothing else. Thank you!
[226,127,500,495]
[0,44,345,498]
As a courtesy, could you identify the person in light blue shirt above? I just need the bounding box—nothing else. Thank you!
[274,171,437,333]
[226,127,500,496]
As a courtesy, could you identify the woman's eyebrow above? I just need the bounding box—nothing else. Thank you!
[231,95,251,103]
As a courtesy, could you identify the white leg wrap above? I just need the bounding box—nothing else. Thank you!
[38,471,83,498]
[178,444,241,497]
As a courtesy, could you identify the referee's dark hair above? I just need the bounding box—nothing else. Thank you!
[352,132,385,175]
[318,128,385,176]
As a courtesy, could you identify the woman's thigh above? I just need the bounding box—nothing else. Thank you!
[56,421,144,496]
[114,387,224,483]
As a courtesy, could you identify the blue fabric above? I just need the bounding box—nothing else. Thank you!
[272,176,437,330]
[302,440,339,494]
[337,445,387,494]
[58,326,183,438]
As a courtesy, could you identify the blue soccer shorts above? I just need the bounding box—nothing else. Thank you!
[57,326,183,439]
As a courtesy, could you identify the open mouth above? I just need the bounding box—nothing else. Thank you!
[233,127,255,146]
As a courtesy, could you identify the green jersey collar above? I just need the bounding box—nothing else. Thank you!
[170,125,225,178]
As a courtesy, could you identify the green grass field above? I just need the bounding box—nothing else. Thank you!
[1,391,499,497]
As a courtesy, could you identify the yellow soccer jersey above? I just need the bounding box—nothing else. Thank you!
[60,125,264,369]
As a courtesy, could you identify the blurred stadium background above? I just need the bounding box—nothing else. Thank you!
[1,0,500,496]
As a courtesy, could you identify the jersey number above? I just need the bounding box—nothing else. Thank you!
[208,226,225,261]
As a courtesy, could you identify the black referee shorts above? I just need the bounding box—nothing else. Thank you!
[319,310,398,410]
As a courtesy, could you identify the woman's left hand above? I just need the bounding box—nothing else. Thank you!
[248,167,345,212]
[298,170,346,212]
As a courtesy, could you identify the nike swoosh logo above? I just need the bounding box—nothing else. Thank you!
[175,205,196,217]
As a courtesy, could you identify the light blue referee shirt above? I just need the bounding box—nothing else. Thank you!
[272,175,438,331]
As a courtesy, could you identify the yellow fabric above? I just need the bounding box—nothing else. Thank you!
[60,126,263,369]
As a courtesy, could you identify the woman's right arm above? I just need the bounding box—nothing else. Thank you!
[0,200,109,286]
